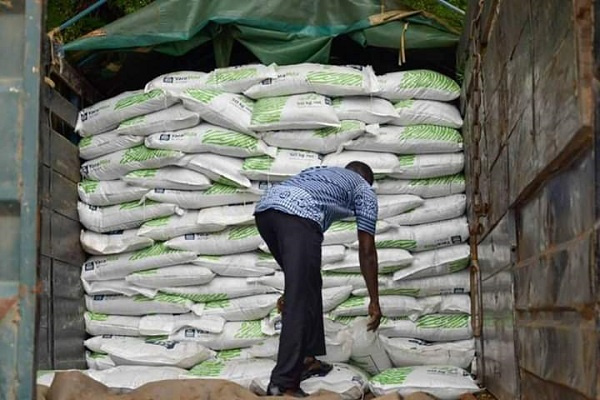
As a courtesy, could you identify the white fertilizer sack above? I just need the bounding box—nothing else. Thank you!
[84,312,141,336]
[86,351,116,370]
[255,245,346,268]
[377,70,461,102]
[249,94,340,131]
[196,203,256,227]
[78,179,148,207]
[322,286,354,312]
[375,174,466,198]
[323,151,400,174]
[354,270,470,297]
[322,248,413,274]
[251,271,391,291]
[85,293,193,315]
[377,194,424,219]
[166,225,262,255]
[122,167,211,190]
[331,295,425,320]
[183,153,251,188]
[393,244,470,281]
[202,294,279,321]
[368,365,480,399]
[344,125,463,154]
[242,149,322,181]
[200,64,277,93]
[76,89,177,136]
[323,220,393,246]
[82,278,157,298]
[80,229,154,255]
[387,194,466,226]
[349,318,392,375]
[78,200,180,233]
[137,211,225,241]
[179,89,254,135]
[86,365,189,390]
[419,294,472,316]
[389,153,464,179]
[194,253,276,277]
[332,96,396,124]
[81,243,197,281]
[145,71,207,95]
[368,217,470,252]
[261,120,368,154]
[144,184,261,209]
[171,320,267,350]
[145,123,276,157]
[126,264,215,288]
[85,335,213,368]
[115,104,200,136]
[80,145,184,181]
[160,277,275,302]
[185,358,275,389]
[244,64,379,98]
[138,314,225,336]
[301,363,369,400]
[79,131,144,160]
[381,337,475,369]
[379,314,473,341]
[391,100,463,128]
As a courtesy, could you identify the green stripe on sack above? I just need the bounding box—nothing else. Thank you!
[407,174,465,187]
[397,70,460,94]
[168,292,228,302]
[251,96,288,125]
[228,226,259,241]
[204,299,231,309]
[379,288,420,296]
[205,183,244,195]
[416,314,470,329]
[398,155,416,167]
[129,243,180,261]
[243,156,275,171]
[400,125,462,143]
[79,179,99,194]
[206,68,257,84]
[202,129,258,150]
[336,296,366,309]
[189,360,225,377]
[234,321,264,339]
[119,199,159,210]
[87,312,108,321]
[313,120,362,138]
[119,145,177,165]
[153,293,192,305]
[370,367,413,385]
[185,88,222,104]
[449,258,470,273]
[216,349,243,361]
[394,100,415,109]
[142,215,172,227]
[328,221,356,232]
[127,169,158,178]
[306,71,362,87]
[79,136,93,148]
[375,240,417,250]
[114,89,163,111]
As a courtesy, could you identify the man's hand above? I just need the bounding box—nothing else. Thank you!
[277,295,285,314]
[367,300,382,331]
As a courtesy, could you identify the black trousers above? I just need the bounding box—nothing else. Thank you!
[255,209,326,389]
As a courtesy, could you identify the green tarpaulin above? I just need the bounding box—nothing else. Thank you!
[63,0,458,66]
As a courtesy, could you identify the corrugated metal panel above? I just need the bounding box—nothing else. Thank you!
[0,1,43,399]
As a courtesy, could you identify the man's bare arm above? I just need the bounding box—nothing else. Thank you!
[358,230,381,331]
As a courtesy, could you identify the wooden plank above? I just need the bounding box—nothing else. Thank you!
[50,129,80,182]
[40,109,51,167]
[50,171,79,220]
[43,85,78,128]
[39,206,51,258]
[39,165,51,209]
[52,260,83,301]
[50,212,85,266]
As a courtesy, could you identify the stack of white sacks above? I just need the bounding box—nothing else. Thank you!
[73,64,479,399]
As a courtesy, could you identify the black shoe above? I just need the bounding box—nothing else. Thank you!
[266,382,309,397]
[301,359,334,381]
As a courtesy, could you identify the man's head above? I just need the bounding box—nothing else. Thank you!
[345,161,374,185]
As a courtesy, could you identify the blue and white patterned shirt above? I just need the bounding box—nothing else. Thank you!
[255,166,378,235]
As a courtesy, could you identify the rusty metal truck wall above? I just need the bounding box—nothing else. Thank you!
[459,1,598,399]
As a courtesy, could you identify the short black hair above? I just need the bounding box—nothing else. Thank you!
[345,161,374,185]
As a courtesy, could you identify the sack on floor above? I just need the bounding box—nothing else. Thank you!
[166,226,262,255]
[114,104,200,136]
[87,365,189,390]
[79,131,144,160]
[171,320,267,350]
[367,217,470,252]
[353,270,470,297]
[182,153,252,188]
[349,318,392,375]
[193,253,277,277]
[84,335,213,368]
[332,96,396,124]
[381,337,475,369]
[145,71,207,95]
[379,314,473,342]
[200,64,278,93]
[202,294,279,321]
[126,265,216,288]
[81,243,197,281]
[145,123,276,157]
[368,365,480,399]
[242,149,322,181]
[160,277,275,302]
[323,220,394,246]
[179,89,255,135]
[122,167,211,191]
[82,278,157,298]
[80,145,184,181]
[388,153,464,180]
[76,89,177,136]
[375,174,466,198]
[244,64,379,98]
[393,244,470,281]
[377,194,424,219]
[78,179,148,207]
[387,194,466,226]
[185,358,275,389]
[302,363,369,400]
[143,184,261,209]
[84,312,141,336]
[139,313,226,336]
[85,293,193,315]
[80,229,154,255]
[261,120,369,154]
[250,94,340,131]
[343,125,463,154]
[322,248,413,274]
[137,211,225,241]
[377,70,461,102]
[323,151,400,174]
[391,100,463,129]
